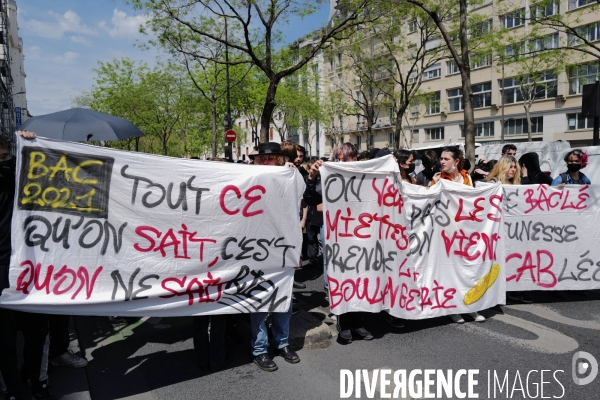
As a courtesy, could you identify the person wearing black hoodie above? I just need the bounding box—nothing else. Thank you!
[519,152,552,185]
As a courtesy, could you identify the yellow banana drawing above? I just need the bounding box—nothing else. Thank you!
[464,264,500,306]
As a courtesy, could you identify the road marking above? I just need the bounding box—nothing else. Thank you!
[506,304,600,331]
[460,313,579,354]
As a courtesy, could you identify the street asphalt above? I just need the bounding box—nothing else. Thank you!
[3,266,600,400]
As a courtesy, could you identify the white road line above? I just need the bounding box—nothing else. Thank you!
[506,304,600,331]
[460,313,579,354]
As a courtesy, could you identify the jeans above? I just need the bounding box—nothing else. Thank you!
[249,302,292,356]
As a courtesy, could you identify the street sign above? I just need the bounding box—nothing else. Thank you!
[225,129,236,143]
[15,107,21,127]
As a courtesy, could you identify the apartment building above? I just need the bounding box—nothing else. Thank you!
[8,0,28,128]
[321,0,600,156]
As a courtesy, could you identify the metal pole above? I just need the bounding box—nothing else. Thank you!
[500,56,505,144]
[225,17,233,161]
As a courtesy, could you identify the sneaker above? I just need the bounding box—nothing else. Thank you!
[449,314,465,324]
[31,381,56,400]
[337,329,352,344]
[385,315,405,329]
[50,350,88,368]
[467,312,485,322]
[353,327,373,340]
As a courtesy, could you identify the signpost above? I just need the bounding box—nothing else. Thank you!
[225,129,236,162]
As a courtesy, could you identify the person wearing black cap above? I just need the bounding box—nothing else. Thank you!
[250,142,301,371]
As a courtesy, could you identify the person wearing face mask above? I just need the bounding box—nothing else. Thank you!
[430,146,473,187]
[395,149,417,184]
[415,150,440,187]
[0,131,58,400]
[431,147,484,323]
[551,149,591,187]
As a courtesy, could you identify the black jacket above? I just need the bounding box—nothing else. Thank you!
[303,177,323,226]
[519,152,552,185]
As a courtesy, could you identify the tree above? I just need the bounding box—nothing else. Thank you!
[321,90,348,151]
[500,29,565,141]
[133,0,378,143]
[406,0,495,166]
[87,58,203,156]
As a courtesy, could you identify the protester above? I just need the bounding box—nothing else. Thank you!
[249,142,301,372]
[471,159,497,183]
[358,150,370,161]
[49,315,88,368]
[309,143,373,344]
[0,131,56,400]
[395,149,417,184]
[415,150,440,187]
[486,156,521,185]
[294,145,309,181]
[303,151,325,293]
[551,149,591,187]
[519,152,552,185]
[193,314,230,371]
[431,146,484,323]
[501,144,517,157]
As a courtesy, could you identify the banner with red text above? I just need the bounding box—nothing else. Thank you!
[322,156,506,319]
[0,137,303,316]
[503,184,600,291]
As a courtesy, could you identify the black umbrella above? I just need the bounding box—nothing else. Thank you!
[19,108,145,142]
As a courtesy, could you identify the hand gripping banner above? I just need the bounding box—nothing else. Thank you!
[0,137,304,316]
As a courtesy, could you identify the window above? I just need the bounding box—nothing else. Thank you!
[531,0,559,17]
[505,41,526,57]
[410,102,420,118]
[337,53,342,65]
[408,20,417,33]
[460,122,495,137]
[569,62,600,94]
[448,82,491,111]
[502,8,526,29]
[471,54,492,69]
[568,0,594,10]
[473,82,492,108]
[369,134,374,147]
[329,59,334,70]
[568,22,600,46]
[426,127,444,141]
[425,92,441,115]
[448,88,463,112]
[470,19,493,38]
[503,117,544,135]
[568,113,595,130]
[447,60,460,75]
[530,33,560,51]
[356,135,362,149]
[389,132,394,146]
[501,73,557,104]
[408,71,417,84]
[423,64,441,80]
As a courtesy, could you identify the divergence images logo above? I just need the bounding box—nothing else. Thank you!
[572,351,598,386]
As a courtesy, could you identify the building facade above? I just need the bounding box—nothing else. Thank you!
[321,0,600,156]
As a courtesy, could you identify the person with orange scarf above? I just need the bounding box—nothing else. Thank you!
[431,146,485,324]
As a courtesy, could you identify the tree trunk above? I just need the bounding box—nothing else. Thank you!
[260,79,279,143]
[525,105,533,142]
[211,104,217,158]
[459,0,475,170]
[394,104,408,150]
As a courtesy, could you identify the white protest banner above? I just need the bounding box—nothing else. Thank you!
[0,137,304,316]
[503,183,600,290]
[322,156,505,319]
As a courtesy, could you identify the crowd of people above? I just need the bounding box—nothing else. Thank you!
[0,131,593,399]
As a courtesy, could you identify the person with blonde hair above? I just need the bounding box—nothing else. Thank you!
[486,156,521,185]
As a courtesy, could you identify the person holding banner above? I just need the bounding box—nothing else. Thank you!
[432,146,485,323]
[551,149,591,187]
[311,143,374,344]
[485,156,521,185]
[395,149,417,184]
[519,152,552,185]
[0,131,57,400]
[249,142,301,372]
